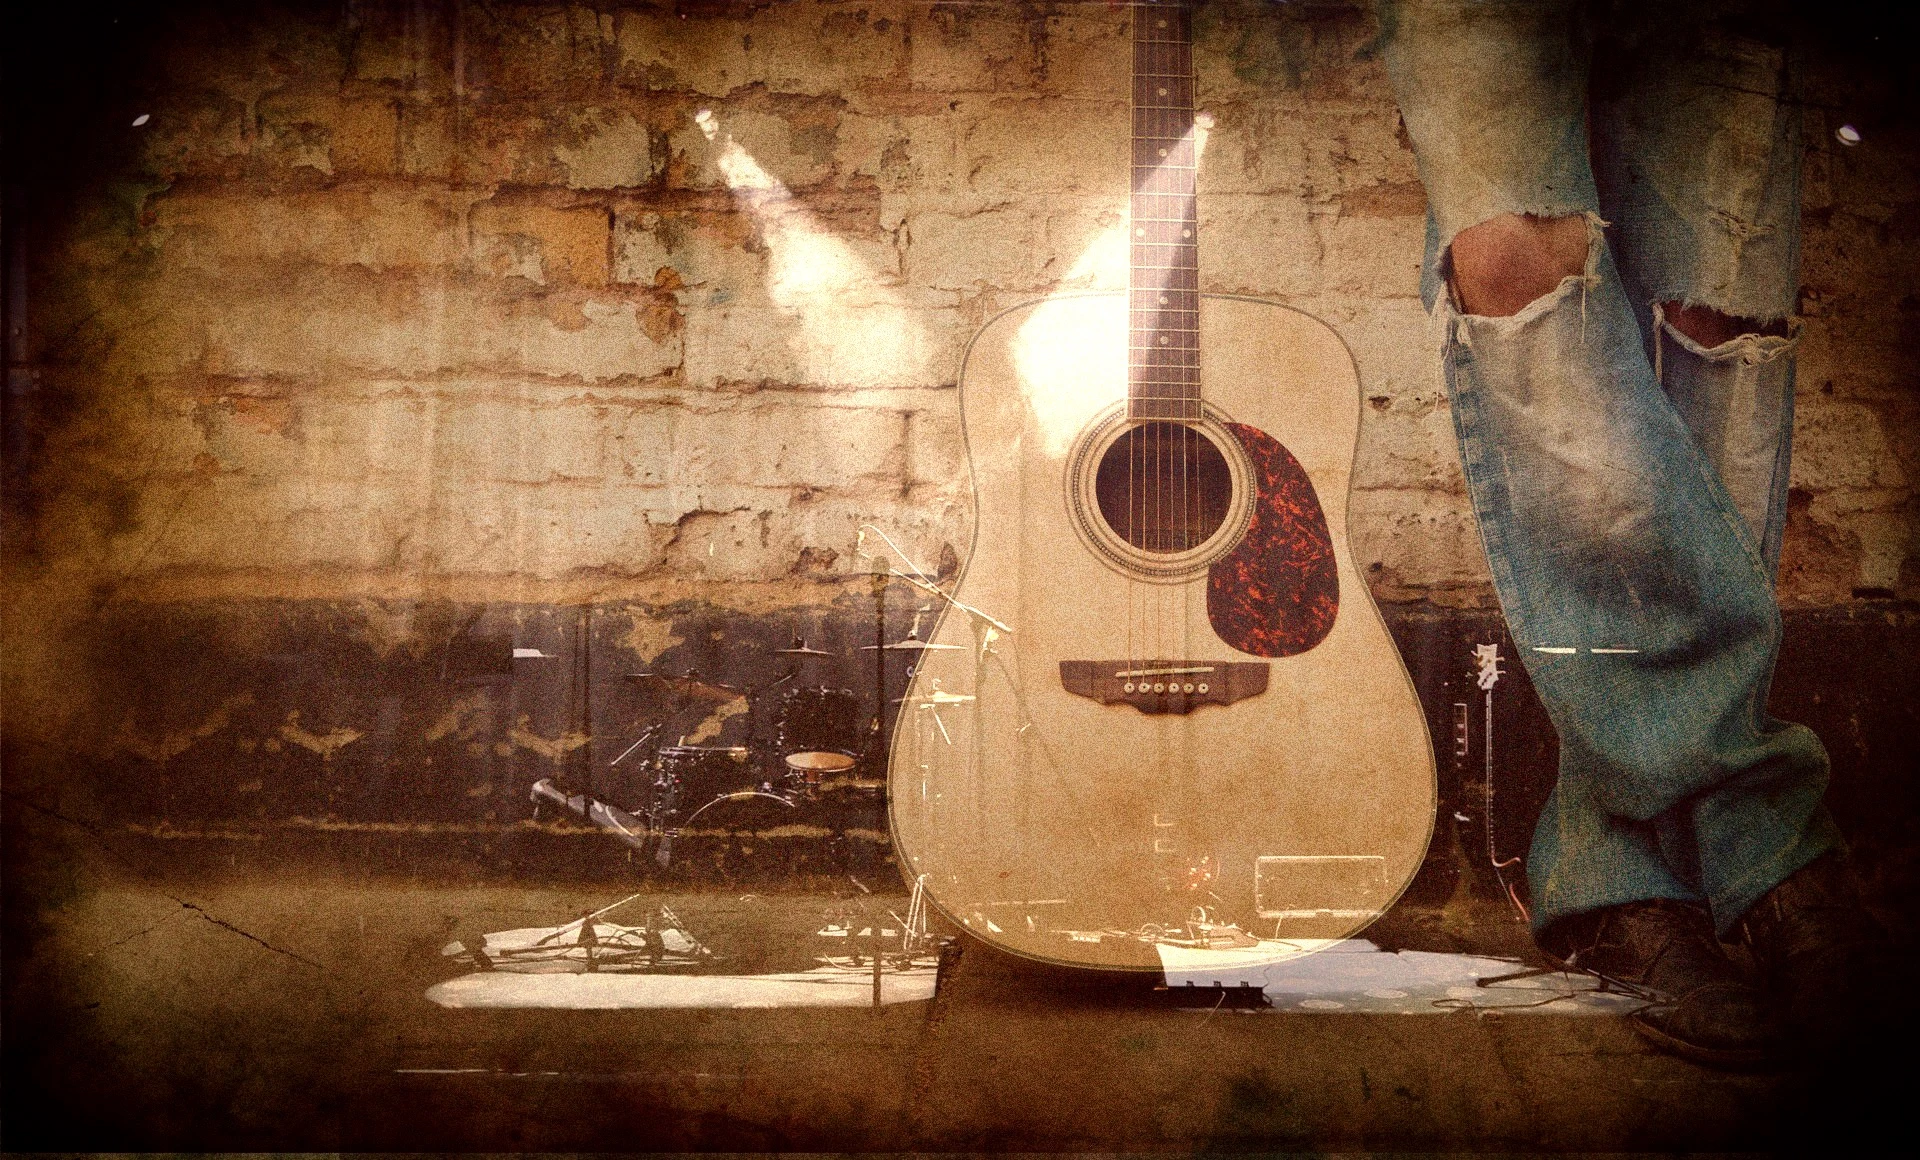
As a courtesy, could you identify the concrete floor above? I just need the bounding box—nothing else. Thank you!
[6,824,1902,1152]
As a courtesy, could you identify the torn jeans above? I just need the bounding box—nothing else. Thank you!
[1378,0,1839,936]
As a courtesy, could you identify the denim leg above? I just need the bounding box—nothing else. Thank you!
[1439,229,1835,935]
[1379,0,1838,937]
[1592,18,1840,926]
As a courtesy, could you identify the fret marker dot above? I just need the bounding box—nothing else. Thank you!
[1159,295,1168,304]
[1157,20,1167,28]
[1135,228,1145,237]
[1158,88,1168,97]
[1158,148,1167,157]
[1159,336,1169,345]
[1182,229,1191,238]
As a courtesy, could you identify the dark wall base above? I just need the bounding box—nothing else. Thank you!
[7,594,1915,927]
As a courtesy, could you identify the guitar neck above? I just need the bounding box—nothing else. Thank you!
[1129,0,1199,422]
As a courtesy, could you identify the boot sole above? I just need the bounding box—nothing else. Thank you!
[1537,948,1785,1071]
[1627,1011,1785,1071]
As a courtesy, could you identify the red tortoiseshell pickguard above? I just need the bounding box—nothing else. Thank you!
[1206,422,1338,657]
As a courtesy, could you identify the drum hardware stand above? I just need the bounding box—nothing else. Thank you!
[1461,642,1561,990]
[452,887,715,974]
[531,777,653,855]
[867,561,889,766]
[608,725,660,768]
[856,525,1011,639]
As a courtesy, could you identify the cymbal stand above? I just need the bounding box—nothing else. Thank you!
[868,561,888,765]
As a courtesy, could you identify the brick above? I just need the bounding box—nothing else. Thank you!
[24,0,1916,615]
[612,2,907,98]
[253,91,340,175]
[1347,487,1494,607]
[330,98,401,175]
[682,299,965,390]
[470,202,611,287]
[1192,105,1312,196]
[138,96,250,180]
[424,395,613,485]
[462,2,610,95]
[148,189,465,272]
[201,270,678,382]
[1302,109,1426,209]
[426,479,674,578]
[906,4,1040,93]
[903,205,1046,292]
[1035,8,1133,99]
[1037,199,1130,290]
[668,108,838,193]
[117,473,424,574]
[1792,400,1909,492]
[399,101,457,179]
[958,98,1129,197]
[1197,194,1321,297]
[1319,212,1426,299]
[613,209,764,294]
[659,493,966,583]
[554,108,664,190]
[455,106,573,187]
[838,105,965,195]
[1353,405,1465,495]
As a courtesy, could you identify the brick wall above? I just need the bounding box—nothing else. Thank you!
[4,0,1916,854]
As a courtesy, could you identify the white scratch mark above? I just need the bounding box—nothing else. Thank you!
[1531,646,1578,655]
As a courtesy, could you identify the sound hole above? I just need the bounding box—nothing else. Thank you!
[1093,421,1232,553]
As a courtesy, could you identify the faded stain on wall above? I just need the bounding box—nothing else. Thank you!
[3,0,1915,841]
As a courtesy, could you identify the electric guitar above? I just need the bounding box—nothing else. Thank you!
[885,0,1435,969]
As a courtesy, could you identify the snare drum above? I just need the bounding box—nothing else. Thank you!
[775,686,861,782]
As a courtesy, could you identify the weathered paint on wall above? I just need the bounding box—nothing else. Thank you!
[4,1,1916,848]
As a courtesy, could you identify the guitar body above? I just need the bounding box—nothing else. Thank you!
[887,292,1436,969]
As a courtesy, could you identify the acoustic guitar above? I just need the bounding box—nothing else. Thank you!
[885,0,1435,969]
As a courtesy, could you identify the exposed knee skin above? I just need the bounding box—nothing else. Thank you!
[1449,213,1592,317]
[1659,302,1790,347]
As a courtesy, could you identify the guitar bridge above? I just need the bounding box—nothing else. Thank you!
[1058,660,1268,715]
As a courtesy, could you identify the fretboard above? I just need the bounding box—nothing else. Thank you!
[1129,0,1198,421]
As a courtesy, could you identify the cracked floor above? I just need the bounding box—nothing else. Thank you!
[5,821,1899,1151]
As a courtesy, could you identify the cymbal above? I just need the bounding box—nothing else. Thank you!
[861,639,964,651]
[776,645,835,656]
[892,690,976,704]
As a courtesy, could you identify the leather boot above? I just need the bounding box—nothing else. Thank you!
[1543,898,1782,1068]
[1740,853,1893,1053]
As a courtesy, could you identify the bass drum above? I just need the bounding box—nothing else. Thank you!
[650,745,758,820]
[775,686,862,783]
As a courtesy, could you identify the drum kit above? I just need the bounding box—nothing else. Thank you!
[534,613,968,867]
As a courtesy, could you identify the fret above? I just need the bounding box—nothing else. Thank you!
[1129,0,1201,413]
[1129,272,1200,288]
